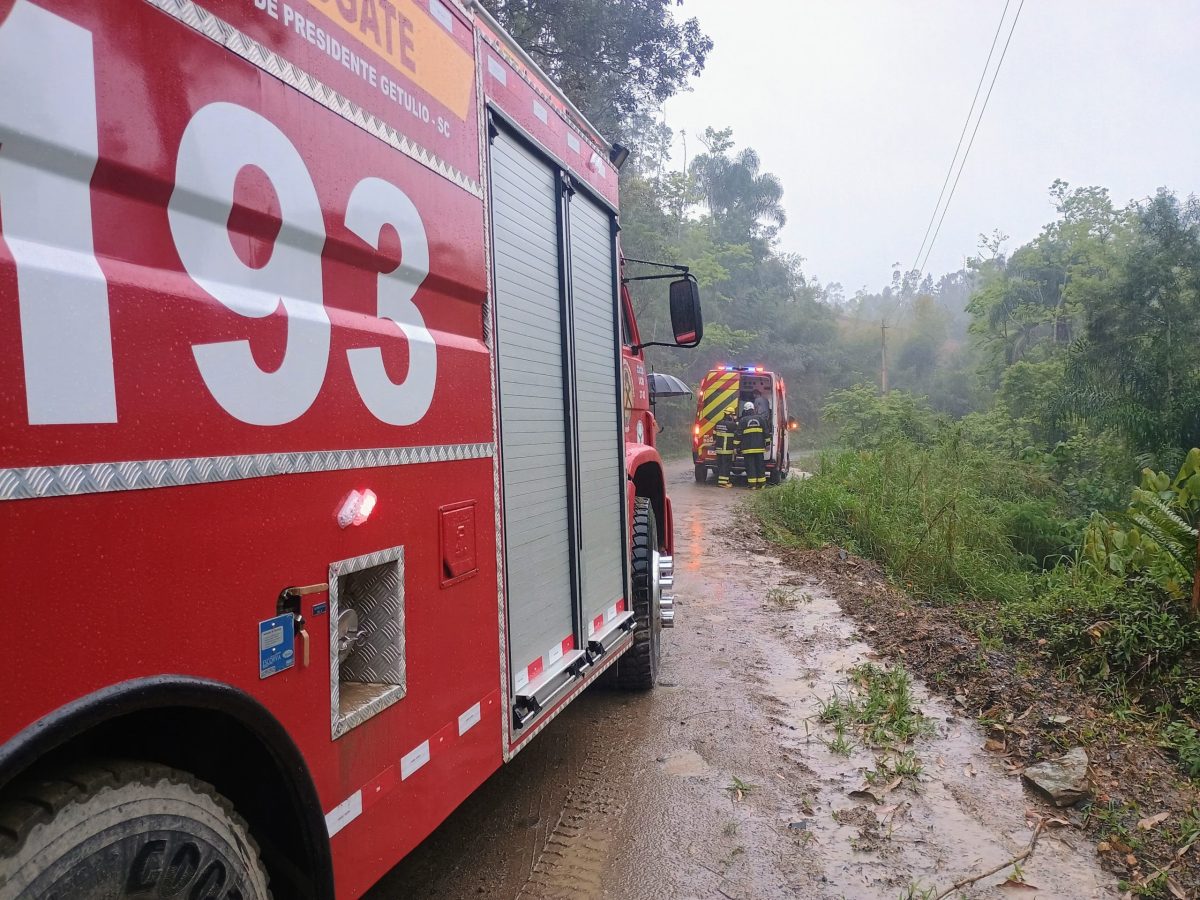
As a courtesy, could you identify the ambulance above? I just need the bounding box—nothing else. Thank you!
[692,365,795,485]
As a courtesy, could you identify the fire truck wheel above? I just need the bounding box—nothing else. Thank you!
[0,760,272,900]
[694,464,708,483]
[617,496,661,690]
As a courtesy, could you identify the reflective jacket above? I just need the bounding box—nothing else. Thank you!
[713,417,736,454]
[736,413,766,453]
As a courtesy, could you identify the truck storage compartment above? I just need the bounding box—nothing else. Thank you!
[569,192,630,648]
[490,127,580,717]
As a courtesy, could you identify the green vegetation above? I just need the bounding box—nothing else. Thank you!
[868,750,924,783]
[725,776,756,800]
[762,436,1200,736]
[746,185,1200,778]
[819,663,931,749]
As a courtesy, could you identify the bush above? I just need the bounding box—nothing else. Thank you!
[1161,723,1200,778]
[756,435,1035,604]
[822,385,947,450]
[1001,498,1079,569]
[1000,568,1200,710]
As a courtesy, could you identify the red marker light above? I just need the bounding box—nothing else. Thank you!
[755,366,764,373]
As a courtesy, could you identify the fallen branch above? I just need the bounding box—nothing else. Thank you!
[932,821,1044,900]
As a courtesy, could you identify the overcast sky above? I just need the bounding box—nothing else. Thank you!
[661,0,1200,295]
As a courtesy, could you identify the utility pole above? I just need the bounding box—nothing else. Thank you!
[880,320,889,395]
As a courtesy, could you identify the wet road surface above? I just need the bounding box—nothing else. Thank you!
[370,462,1115,899]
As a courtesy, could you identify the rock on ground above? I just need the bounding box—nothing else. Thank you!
[1022,747,1092,807]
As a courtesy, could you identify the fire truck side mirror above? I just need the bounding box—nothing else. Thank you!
[669,276,703,348]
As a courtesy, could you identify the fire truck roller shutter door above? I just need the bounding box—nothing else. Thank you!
[568,192,624,637]
[490,131,575,692]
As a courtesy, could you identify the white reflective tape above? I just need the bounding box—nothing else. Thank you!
[401,740,431,780]
[587,618,596,636]
[533,99,548,124]
[566,132,580,153]
[458,701,482,735]
[606,603,617,622]
[487,55,506,85]
[325,790,363,837]
[547,641,563,665]
[428,0,453,32]
[514,667,529,690]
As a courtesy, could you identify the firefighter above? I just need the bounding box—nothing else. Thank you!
[736,400,767,489]
[712,409,737,488]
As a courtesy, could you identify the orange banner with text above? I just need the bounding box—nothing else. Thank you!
[305,0,473,119]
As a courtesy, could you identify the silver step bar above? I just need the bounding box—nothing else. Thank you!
[659,554,676,628]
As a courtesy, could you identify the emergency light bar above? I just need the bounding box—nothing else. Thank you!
[716,365,766,373]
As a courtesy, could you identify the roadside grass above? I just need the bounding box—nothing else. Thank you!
[764,587,812,610]
[819,663,932,777]
[867,750,923,784]
[725,776,756,802]
[819,663,932,749]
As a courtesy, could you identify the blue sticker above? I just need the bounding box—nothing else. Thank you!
[259,614,295,679]
[311,602,328,617]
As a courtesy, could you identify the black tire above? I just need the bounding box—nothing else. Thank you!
[694,464,707,483]
[0,760,272,900]
[617,496,662,690]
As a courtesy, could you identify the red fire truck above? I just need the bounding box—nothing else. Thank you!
[0,1,702,896]
[692,365,795,485]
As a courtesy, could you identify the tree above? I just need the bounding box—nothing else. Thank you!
[966,183,1125,389]
[1065,189,1200,465]
[689,129,787,249]
[484,0,711,141]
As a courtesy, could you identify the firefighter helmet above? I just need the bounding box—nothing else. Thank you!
[742,401,754,412]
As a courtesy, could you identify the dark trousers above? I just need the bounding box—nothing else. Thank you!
[716,452,733,485]
[744,451,766,488]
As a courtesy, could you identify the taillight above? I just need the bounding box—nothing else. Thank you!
[337,489,378,528]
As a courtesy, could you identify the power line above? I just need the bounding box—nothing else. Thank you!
[886,0,1023,326]
[917,0,1025,277]
[909,0,1011,279]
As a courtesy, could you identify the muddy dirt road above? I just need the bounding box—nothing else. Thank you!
[371,462,1116,899]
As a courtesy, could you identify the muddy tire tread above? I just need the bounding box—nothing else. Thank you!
[0,759,271,897]
[617,496,659,690]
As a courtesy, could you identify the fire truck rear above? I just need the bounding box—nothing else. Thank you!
[0,1,702,896]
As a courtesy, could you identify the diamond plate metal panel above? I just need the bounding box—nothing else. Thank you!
[340,561,404,684]
[329,546,407,739]
[0,443,494,502]
[145,0,482,198]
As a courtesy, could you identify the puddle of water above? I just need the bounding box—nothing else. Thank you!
[661,749,710,778]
